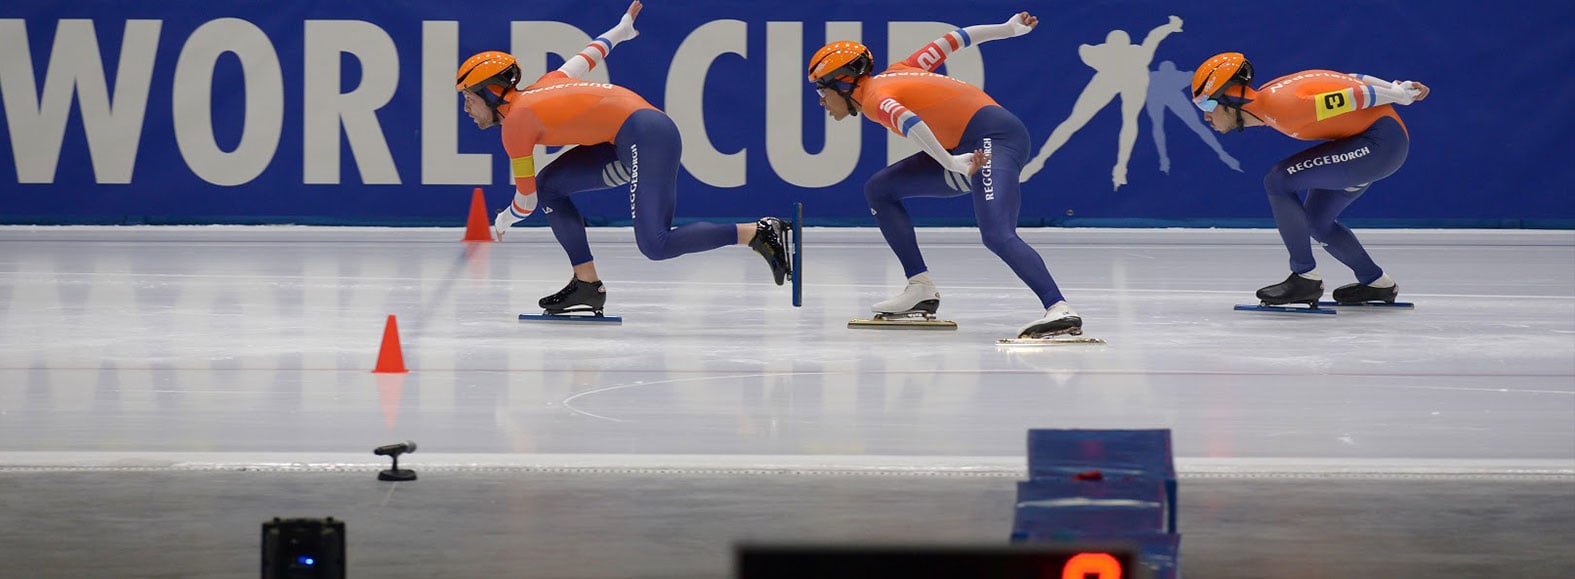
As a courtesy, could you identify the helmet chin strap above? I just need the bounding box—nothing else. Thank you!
[470,87,510,127]
[834,77,862,117]
[1220,84,1248,132]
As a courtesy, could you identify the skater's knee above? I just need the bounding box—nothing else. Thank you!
[979,227,1021,255]
[864,178,897,206]
[635,232,673,261]
[1262,169,1291,195]
[1307,220,1344,243]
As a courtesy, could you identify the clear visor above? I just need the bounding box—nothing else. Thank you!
[466,84,508,108]
[1193,94,1220,113]
[814,78,854,95]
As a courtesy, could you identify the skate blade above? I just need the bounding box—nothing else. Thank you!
[1233,304,1336,315]
[1317,301,1415,309]
[519,312,623,324]
[848,318,957,330]
[997,336,1106,346]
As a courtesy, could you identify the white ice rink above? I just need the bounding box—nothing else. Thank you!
[2,226,1572,577]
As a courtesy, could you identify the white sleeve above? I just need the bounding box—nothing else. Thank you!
[556,13,639,79]
[960,14,1035,45]
[906,122,973,175]
[904,15,1032,71]
[1350,73,1396,88]
[1349,73,1422,106]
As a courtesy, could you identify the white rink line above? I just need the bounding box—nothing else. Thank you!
[1,452,1571,480]
[10,270,1575,302]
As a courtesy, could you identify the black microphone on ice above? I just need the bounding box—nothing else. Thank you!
[374,441,417,457]
[375,440,418,482]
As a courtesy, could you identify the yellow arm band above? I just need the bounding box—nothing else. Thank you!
[511,156,536,178]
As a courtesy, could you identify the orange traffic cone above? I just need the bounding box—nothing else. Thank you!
[372,314,409,373]
[463,188,493,242]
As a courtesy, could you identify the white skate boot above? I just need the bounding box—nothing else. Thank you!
[871,277,941,321]
[1016,301,1082,339]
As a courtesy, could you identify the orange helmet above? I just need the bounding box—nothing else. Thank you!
[808,41,873,116]
[456,51,521,118]
[807,41,873,85]
[1190,52,1253,113]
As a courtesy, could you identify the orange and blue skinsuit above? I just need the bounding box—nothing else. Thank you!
[491,18,737,264]
[846,16,1064,309]
[1239,70,1413,283]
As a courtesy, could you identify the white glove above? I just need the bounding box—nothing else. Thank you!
[944,153,975,175]
[1005,14,1034,37]
[1370,81,1417,107]
[492,194,537,241]
[604,13,639,45]
[1398,81,1423,101]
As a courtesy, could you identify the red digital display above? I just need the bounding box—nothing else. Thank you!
[1062,552,1124,578]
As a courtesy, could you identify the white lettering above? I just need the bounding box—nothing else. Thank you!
[627,144,639,220]
[421,21,491,185]
[171,18,283,186]
[1267,71,1357,94]
[1285,146,1372,175]
[764,21,862,188]
[515,81,618,96]
[982,137,993,199]
[0,19,160,184]
[668,19,747,187]
[303,20,400,185]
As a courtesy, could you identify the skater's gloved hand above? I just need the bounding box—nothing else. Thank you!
[493,194,536,241]
[964,148,991,177]
[1006,12,1038,36]
[606,1,642,45]
[493,211,519,241]
[1399,80,1429,102]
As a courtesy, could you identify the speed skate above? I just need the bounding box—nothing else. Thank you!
[996,302,1100,344]
[1234,303,1337,315]
[848,311,958,330]
[851,278,956,329]
[997,335,1106,346]
[518,309,623,325]
[997,324,1105,346]
[1317,300,1415,309]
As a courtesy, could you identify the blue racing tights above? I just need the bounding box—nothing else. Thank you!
[535,109,737,266]
[1262,116,1409,284]
[864,106,1064,308]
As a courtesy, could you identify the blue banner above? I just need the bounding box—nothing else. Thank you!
[2,1,1572,226]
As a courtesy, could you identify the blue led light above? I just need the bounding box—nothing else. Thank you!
[297,556,315,566]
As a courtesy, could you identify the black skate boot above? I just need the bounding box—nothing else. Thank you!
[748,217,793,286]
[1018,302,1082,338]
[1332,282,1399,304]
[538,278,607,316]
[1255,273,1324,308]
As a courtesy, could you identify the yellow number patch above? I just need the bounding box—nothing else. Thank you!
[511,156,536,178]
[1315,88,1356,121]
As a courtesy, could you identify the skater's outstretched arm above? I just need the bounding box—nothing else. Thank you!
[902,12,1038,72]
[871,95,987,176]
[1140,16,1183,52]
[1348,73,1431,105]
[556,0,643,79]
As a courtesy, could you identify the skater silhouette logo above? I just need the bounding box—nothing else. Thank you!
[1022,16,1244,189]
